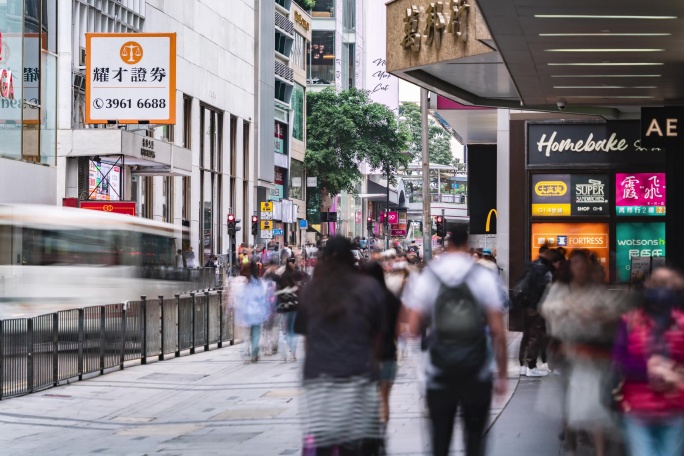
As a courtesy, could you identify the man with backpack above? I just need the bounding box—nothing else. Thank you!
[406,226,507,456]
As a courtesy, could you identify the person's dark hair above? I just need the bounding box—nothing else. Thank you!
[447,225,468,248]
[306,236,358,321]
[539,245,549,255]
[362,261,388,292]
[556,249,591,284]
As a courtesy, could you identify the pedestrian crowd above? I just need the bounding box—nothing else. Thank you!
[229,229,683,456]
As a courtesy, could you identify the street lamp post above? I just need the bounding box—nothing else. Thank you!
[385,164,390,250]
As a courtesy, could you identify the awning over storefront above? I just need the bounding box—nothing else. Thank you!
[367,180,399,204]
[62,129,192,176]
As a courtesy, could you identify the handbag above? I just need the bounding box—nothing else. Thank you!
[276,286,299,313]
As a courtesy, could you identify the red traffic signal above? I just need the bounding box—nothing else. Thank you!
[367,217,372,222]
[227,214,236,223]
[435,216,443,223]
[251,215,258,223]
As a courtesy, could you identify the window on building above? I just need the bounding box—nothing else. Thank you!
[291,33,306,70]
[182,176,190,221]
[290,159,304,201]
[199,105,223,262]
[162,124,174,143]
[243,121,250,179]
[310,31,334,85]
[292,84,305,142]
[343,0,355,31]
[312,0,334,17]
[162,176,173,223]
[183,95,192,148]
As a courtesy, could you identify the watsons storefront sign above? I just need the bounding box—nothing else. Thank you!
[528,121,666,166]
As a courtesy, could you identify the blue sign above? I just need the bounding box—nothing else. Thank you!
[557,235,568,247]
[273,228,284,236]
[299,219,308,229]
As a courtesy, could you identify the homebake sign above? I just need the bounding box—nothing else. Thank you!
[527,121,665,166]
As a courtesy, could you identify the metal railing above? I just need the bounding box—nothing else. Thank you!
[0,289,234,399]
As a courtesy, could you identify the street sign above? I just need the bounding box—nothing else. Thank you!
[260,211,273,220]
[260,201,273,212]
[273,228,284,235]
[299,219,308,230]
[260,220,273,230]
[86,33,176,124]
[391,229,407,236]
[260,230,273,239]
[306,177,318,187]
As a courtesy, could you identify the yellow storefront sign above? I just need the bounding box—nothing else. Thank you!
[531,204,571,216]
[260,202,273,212]
[260,220,273,230]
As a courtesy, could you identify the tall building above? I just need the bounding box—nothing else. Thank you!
[255,0,310,248]
[0,0,58,205]
[57,0,256,265]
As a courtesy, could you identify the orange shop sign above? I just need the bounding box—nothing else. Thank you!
[80,201,136,216]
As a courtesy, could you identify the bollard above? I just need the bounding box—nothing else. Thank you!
[218,287,224,349]
[204,290,210,351]
[99,306,105,375]
[159,295,165,361]
[53,313,59,386]
[190,292,196,355]
[175,293,181,358]
[141,296,147,365]
[78,308,84,381]
[27,319,33,393]
[120,305,126,371]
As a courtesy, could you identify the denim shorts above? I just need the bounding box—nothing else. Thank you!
[379,361,398,383]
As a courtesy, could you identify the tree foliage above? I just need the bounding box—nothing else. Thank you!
[399,102,454,165]
[294,0,316,10]
[305,88,410,196]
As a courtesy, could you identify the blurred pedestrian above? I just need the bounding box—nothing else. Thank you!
[362,261,402,426]
[405,226,508,456]
[612,267,684,456]
[295,236,386,454]
[276,257,301,362]
[541,249,628,456]
[235,262,271,363]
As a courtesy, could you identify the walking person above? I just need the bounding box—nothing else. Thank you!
[295,236,386,455]
[235,262,271,363]
[405,226,508,456]
[541,250,628,456]
[362,261,403,425]
[612,266,684,456]
[276,257,301,362]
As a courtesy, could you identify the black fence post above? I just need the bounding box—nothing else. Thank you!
[27,318,33,393]
[204,290,210,351]
[78,308,84,381]
[175,293,181,358]
[53,313,59,386]
[0,320,4,400]
[159,295,165,361]
[141,296,147,365]
[99,306,105,375]
[120,305,126,371]
[190,292,196,355]
[218,287,224,349]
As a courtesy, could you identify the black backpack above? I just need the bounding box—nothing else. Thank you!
[428,266,488,381]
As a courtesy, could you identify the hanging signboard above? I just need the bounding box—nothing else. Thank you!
[616,222,666,282]
[616,173,666,216]
[86,33,176,124]
[531,174,609,217]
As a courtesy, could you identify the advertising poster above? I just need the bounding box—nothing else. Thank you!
[616,173,666,216]
[530,223,610,277]
[274,122,286,154]
[616,223,666,283]
[89,161,121,201]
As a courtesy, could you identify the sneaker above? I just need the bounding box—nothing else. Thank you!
[289,354,296,362]
[526,367,549,377]
[539,363,550,372]
[520,366,527,376]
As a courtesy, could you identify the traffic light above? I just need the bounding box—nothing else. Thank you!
[435,216,444,238]
[227,214,236,237]
[251,215,258,236]
[367,216,373,232]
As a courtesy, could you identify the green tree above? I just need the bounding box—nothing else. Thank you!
[305,88,410,197]
[294,0,316,10]
[399,102,454,165]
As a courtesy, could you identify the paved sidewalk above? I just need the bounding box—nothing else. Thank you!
[0,334,522,456]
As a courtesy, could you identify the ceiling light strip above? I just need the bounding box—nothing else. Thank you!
[551,74,662,77]
[553,86,657,89]
[534,15,677,20]
[548,63,664,66]
[545,49,664,52]
[540,33,671,36]
[565,96,656,99]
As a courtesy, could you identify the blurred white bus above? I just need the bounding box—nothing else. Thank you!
[0,205,193,319]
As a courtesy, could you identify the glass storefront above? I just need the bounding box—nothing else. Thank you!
[310,30,334,84]
[0,0,57,165]
[291,84,304,141]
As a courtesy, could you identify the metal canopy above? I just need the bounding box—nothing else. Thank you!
[477,1,684,110]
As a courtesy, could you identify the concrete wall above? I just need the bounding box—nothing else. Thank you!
[0,159,57,205]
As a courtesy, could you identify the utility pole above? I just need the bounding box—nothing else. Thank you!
[421,88,432,262]
[386,164,390,250]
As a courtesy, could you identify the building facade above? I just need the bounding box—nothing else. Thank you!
[0,0,58,205]
[56,0,256,265]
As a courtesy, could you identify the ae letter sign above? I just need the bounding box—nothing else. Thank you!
[86,33,176,124]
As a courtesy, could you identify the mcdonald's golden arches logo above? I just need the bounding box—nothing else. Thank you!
[486,209,497,233]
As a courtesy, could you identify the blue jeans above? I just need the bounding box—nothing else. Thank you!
[250,325,262,360]
[623,415,684,456]
[282,311,297,356]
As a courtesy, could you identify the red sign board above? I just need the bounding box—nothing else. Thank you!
[80,201,137,216]
[391,229,407,236]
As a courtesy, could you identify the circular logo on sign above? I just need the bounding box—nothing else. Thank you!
[120,41,143,65]
[103,204,114,212]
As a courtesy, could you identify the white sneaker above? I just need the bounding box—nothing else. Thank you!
[520,366,527,376]
[539,363,550,372]
[526,367,549,377]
